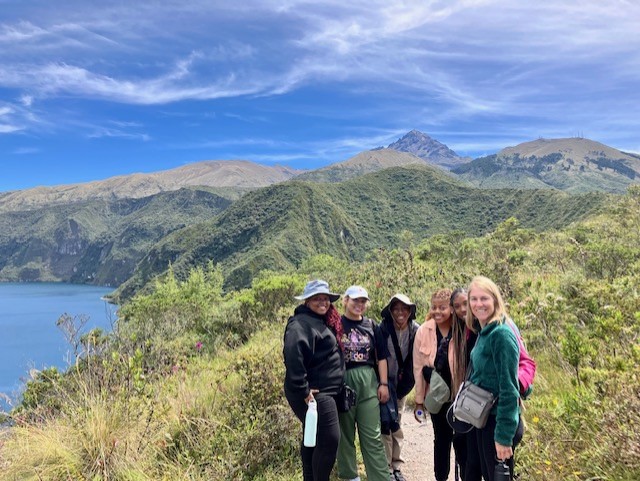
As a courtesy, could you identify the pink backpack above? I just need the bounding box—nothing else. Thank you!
[507,319,536,399]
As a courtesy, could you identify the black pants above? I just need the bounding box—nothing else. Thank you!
[468,414,524,481]
[430,402,467,481]
[287,394,341,481]
[458,429,482,481]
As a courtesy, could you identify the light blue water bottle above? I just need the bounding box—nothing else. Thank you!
[303,398,318,447]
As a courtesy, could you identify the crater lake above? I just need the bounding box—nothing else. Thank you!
[0,282,117,411]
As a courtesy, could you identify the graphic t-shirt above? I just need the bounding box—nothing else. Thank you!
[340,316,389,370]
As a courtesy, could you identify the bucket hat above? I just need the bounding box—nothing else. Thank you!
[424,370,450,414]
[381,293,416,322]
[294,279,340,302]
[344,285,369,300]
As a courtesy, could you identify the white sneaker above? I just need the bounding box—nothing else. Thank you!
[349,477,361,481]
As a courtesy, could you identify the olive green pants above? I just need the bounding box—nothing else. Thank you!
[337,366,389,481]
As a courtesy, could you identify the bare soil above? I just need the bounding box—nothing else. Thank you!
[396,404,457,481]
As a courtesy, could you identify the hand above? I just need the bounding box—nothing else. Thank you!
[377,384,389,403]
[305,389,319,404]
[413,403,425,422]
[495,442,513,461]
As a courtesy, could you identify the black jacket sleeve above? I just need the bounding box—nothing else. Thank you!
[283,318,312,399]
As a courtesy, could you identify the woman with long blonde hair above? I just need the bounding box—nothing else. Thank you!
[465,276,523,481]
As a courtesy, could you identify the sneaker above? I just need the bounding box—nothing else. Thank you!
[393,469,406,481]
[349,478,361,481]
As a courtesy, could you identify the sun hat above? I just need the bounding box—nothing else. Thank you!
[344,285,369,300]
[424,370,450,414]
[294,279,340,302]
[381,293,416,321]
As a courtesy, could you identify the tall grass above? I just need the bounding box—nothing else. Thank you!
[2,188,639,480]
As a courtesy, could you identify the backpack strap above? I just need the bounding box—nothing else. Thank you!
[388,323,405,372]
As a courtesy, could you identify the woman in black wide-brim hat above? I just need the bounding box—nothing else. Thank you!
[283,279,345,481]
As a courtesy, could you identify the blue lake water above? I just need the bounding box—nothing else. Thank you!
[0,282,117,409]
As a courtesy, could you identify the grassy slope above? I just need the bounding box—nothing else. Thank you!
[4,189,638,481]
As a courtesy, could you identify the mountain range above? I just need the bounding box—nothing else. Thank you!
[1,130,635,296]
[452,137,640,193]
[0,160,300,213]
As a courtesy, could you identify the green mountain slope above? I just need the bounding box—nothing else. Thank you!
[453,137,640,193]
[294,148,451,182]
[117,164,608,298]
[0,188,231,286]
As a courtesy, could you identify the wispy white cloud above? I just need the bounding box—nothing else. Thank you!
[12,147,40,154]
[0,0,638,158]
[0,124,22,133]
[87,126,151,141]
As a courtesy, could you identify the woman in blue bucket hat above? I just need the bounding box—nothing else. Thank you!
[284,280,345,481]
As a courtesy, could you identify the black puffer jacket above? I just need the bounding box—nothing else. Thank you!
[283,305,345,400]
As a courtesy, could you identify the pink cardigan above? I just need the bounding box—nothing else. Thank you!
[412,319,456,404]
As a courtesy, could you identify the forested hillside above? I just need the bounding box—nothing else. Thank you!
[2,187,638,481]
[117,165,607,299]
[0,187,231,286]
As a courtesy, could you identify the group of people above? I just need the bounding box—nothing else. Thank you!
[283,276,526,481]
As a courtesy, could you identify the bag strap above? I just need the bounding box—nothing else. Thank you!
[506,318,528,354]
[388,323,406,370]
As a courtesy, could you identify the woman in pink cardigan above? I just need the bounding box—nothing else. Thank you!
[413,288,467,481]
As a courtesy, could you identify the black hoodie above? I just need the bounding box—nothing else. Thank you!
[283,305,345,400]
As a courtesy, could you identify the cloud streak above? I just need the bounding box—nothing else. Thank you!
[0,0,639,178]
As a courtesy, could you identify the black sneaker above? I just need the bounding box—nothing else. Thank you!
[393,469,406,481]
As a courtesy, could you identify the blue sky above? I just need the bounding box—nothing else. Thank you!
[1,0,639,191]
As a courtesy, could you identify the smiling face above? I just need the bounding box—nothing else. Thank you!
[344,296,368,320]
[390,301,411,329]
[468,286,496,326]
[451,291,468,320]
[306,294,331,316]
[430,298,452,328]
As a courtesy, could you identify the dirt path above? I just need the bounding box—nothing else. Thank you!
[397,404,457,481]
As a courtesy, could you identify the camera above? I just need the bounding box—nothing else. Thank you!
[494,459,511,481]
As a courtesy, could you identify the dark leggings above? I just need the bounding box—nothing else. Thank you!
[430,402,467,481]
[287,394,341,481]
[458,429,482,481]
[468,415,524,481]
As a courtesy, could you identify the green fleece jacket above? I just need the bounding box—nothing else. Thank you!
[469,319,520,446]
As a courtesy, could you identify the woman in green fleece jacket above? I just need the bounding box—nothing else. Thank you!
[465,276,524,481]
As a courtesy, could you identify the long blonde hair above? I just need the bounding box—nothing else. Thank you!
[466,276,507,332]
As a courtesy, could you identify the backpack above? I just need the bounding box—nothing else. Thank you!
[507,319,536,399]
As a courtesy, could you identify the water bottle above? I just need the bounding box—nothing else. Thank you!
[493,459,511,481]
[415,406,426,423]
[303,398,318,447]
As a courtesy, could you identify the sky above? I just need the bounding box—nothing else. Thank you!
[1,0,639,191]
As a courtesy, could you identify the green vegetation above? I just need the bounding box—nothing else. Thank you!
[453,151,640,193]
[116,165,607,299]
[0,188,233,286]
[1,186,639,480]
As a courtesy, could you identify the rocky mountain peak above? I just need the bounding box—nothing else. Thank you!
[387,130,470,169]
